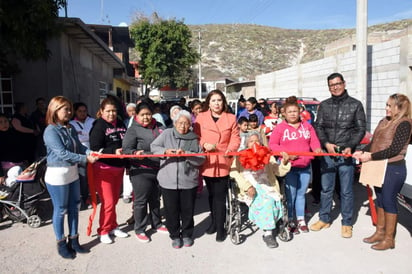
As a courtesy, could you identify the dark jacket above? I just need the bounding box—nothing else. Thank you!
[151,128,205,190]
[314,90,366,151]
[0,127,28,163]
[122,118,165,169]
[89,118,126,167]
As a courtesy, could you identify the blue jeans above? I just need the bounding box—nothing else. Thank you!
[46,180,81,240]
[285,165,311,220]
[319,156,354,226]
[375,164,406,214]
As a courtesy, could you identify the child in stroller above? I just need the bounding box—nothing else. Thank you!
[0,158,47,227]
[229,131,291,248]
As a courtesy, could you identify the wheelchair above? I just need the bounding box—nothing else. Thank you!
[225,176,293,245]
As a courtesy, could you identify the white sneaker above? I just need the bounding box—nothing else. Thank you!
[110,228,129,238]
[100,234,113,244]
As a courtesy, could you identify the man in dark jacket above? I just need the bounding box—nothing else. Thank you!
[311,72,366,239]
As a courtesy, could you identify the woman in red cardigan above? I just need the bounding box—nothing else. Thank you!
[193,90,240,242]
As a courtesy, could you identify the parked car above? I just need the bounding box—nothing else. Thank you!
[398,143,412,213]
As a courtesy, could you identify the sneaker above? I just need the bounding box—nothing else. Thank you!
[110,228,129,238]
[136,233,150,243]
[341,225,353,238]
[100,234,113,244]
[172,238,183,249]
[288,222,300,235]
[298,220,309,233]
[156,225,168,234]
[183,237,194,247]
[310,220,331,231]
[262,235,279,248]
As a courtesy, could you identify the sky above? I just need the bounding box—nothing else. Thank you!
[60,0,412,29]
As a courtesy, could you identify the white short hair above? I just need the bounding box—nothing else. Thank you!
[173,110,191,124]
[170,105,182,118]
[126,103,136,110]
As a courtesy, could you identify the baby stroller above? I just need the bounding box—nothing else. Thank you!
[0,157,47,228]
[225,175,293,245]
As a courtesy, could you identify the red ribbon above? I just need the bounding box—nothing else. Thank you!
[90,145,349,172]
[86,163,97,236]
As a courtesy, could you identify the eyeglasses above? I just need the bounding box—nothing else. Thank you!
[176,122,190,127]
[328,82,344,88]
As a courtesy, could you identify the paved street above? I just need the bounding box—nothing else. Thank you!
[1,182,411,274]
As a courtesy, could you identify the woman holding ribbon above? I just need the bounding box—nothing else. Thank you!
[269,96,321,234]
[43,96,98,259]
[353,93,412,250]
[122,102,168,243]
[151,110,205,248]
[193,89,240,242]
[89,97,128,244]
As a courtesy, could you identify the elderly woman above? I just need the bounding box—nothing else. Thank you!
[151,110,205,248]
[230,131,291,248]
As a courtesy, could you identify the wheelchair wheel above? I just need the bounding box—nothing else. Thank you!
[278,226,292,242]
[27,214,41,228]
[230,226,241,245]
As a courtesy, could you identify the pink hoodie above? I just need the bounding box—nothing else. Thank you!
[269,120,321,168]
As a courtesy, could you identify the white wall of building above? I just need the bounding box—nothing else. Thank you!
[256,27,412,132]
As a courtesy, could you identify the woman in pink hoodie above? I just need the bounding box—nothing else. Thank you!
[269,96,322,234]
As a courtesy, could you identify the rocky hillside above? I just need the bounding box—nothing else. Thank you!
[188,19,412,80]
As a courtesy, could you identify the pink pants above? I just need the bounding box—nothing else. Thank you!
[93,162,124,235]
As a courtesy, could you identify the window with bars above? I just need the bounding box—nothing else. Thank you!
[0,72,14,118]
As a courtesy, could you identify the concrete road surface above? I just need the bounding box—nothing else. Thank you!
[1,182,411,274]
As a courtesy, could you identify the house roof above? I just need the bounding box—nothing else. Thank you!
[61,17,125,69]
[87,24,135,48]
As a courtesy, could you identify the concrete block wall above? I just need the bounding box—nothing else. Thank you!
[256,31,412,132]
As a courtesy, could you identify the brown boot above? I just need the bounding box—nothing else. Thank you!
[363,207,385,244]
[372,212,397,250]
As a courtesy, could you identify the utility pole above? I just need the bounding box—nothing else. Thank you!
[356,0,368,113]
[198,30,202,100]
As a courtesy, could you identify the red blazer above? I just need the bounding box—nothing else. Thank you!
[193,110,240,177]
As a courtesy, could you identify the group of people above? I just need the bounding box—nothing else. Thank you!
[1,72,411,258]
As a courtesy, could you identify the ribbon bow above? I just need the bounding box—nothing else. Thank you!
[239,143,271,171]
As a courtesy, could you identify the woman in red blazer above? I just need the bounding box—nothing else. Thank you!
[193,90,240,242]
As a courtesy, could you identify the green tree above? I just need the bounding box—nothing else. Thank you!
[129,13,199,90]
[0,0,66,71]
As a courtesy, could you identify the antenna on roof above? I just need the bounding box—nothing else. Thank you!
[100,0,104,23]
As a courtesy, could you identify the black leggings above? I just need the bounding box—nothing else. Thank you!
[204,176,228,233]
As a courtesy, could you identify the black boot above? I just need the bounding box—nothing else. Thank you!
[68,234,89,254]
[206,222,216,234]
[57,238,75,259]
[216,229,227,242]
